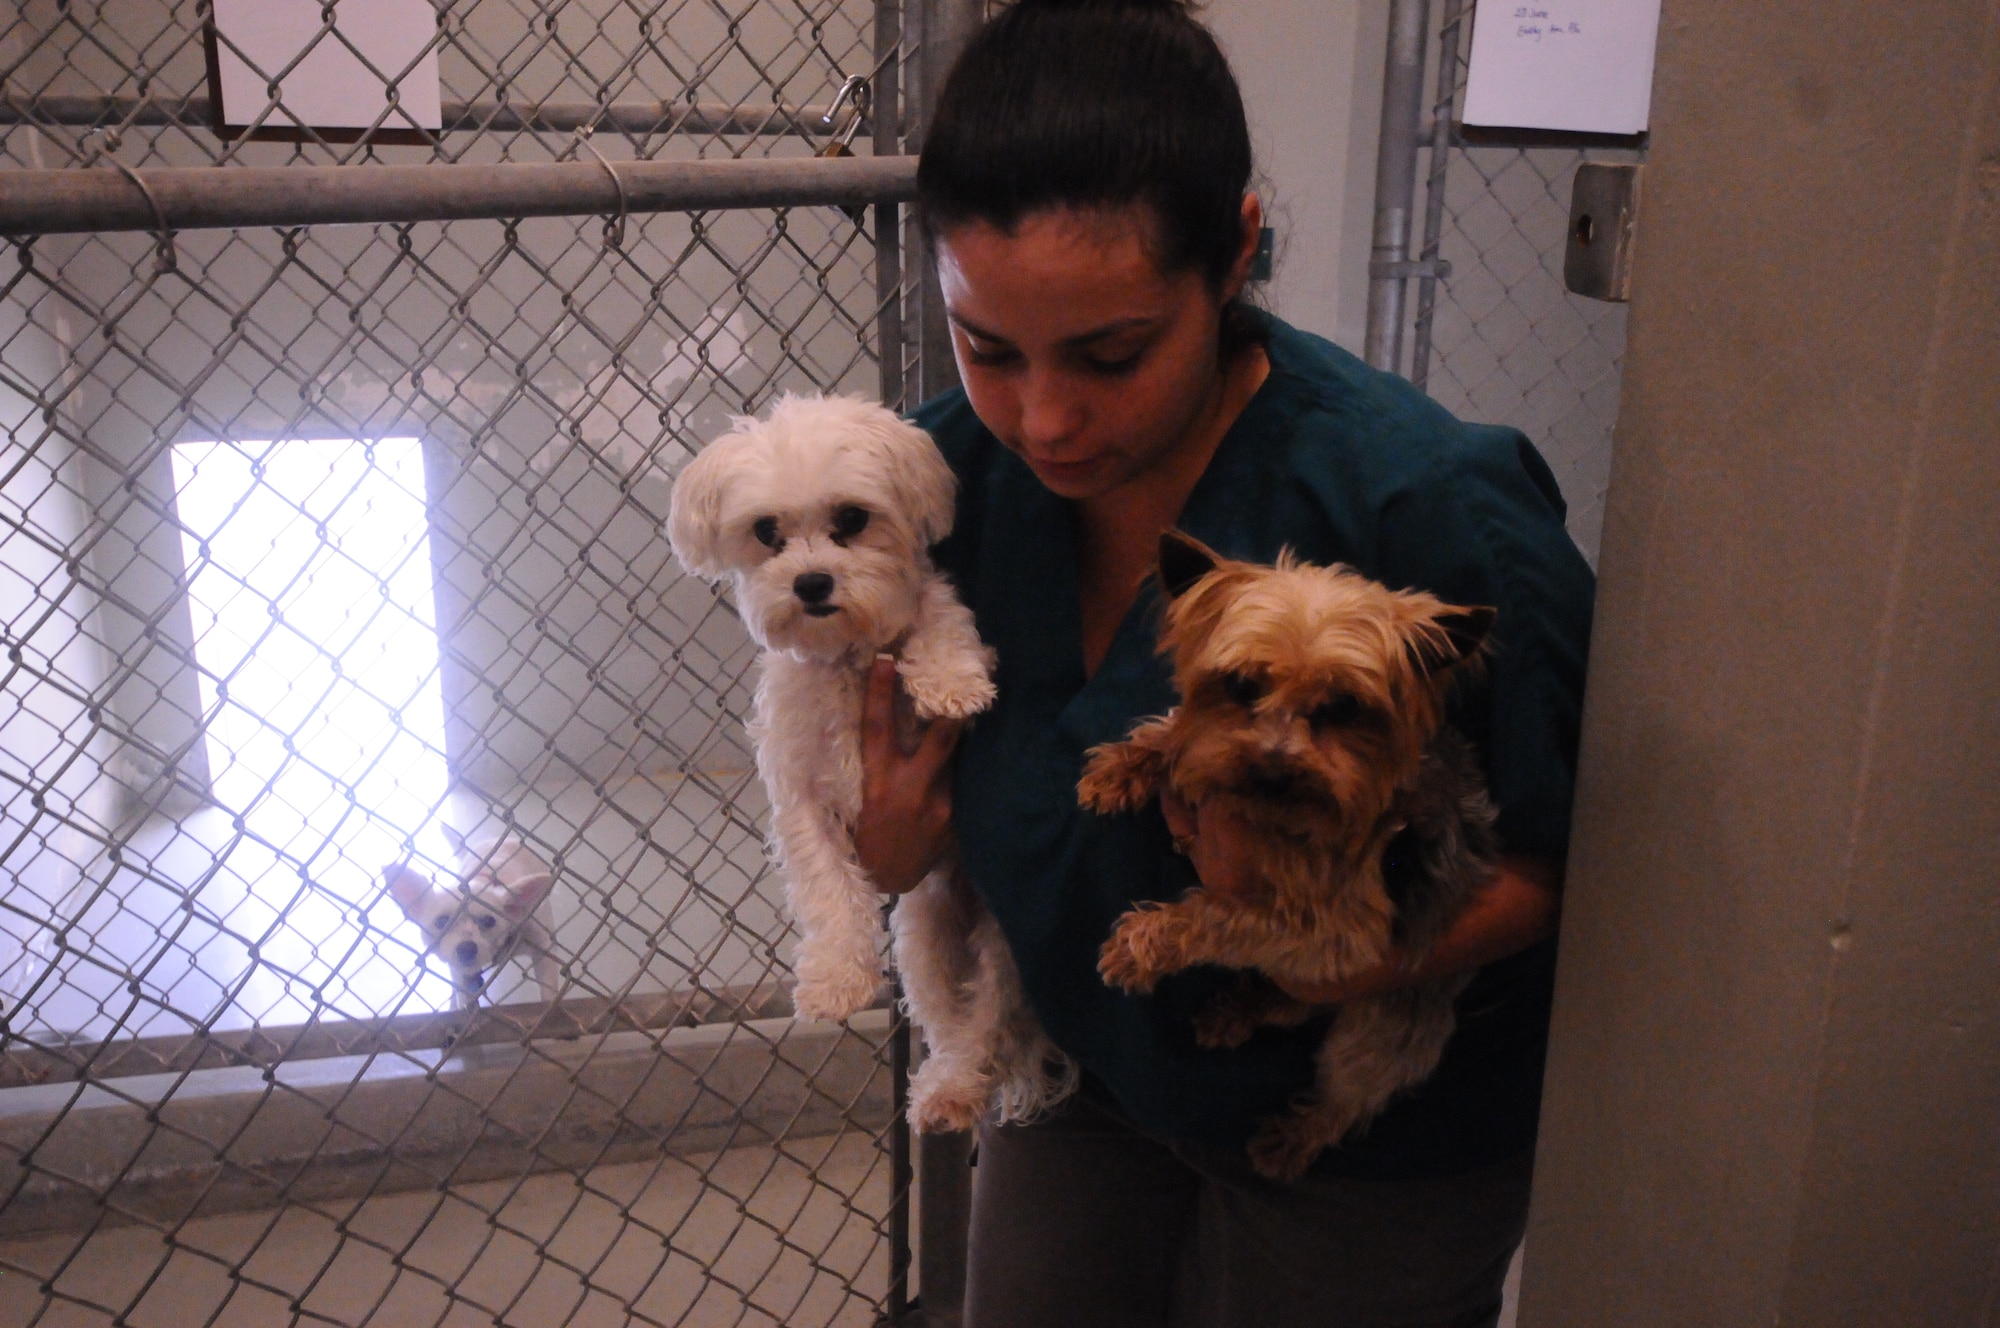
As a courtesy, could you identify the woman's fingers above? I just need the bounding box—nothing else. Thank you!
[854,655,964,895]
[915,714,965,779]
[861,655,899,757]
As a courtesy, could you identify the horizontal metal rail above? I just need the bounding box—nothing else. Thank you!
[0,93,858,137]
[0,153,920,236]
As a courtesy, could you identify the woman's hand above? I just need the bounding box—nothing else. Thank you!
[1160,789,1563,1002]
[854,655,966,894]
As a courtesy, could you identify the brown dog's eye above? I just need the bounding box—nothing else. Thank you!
[752,516,782,550]
[830,505,870,544]
[1221,673,1265,708]
[1309,693,1365,728]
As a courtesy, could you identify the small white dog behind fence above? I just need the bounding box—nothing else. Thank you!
[668,393,1076,1131]
[383,827,563,1013]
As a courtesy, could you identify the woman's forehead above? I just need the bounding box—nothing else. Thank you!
[936,206,1204,337]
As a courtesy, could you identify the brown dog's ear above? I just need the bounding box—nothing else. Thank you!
[1157,530,1222,599]
[1409,605,1497,675]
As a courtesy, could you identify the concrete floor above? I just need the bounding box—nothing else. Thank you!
[0,1133,890,1328]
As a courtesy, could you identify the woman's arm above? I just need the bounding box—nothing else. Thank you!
[853,655,965,895]
[1161,791,1563,1002]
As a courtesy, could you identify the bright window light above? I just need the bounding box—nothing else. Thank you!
[172,438,449,878]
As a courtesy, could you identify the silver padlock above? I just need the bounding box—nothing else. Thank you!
[818,75,871,160]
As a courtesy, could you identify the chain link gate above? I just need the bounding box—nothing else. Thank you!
[0,1,985,1323]
[1368,0,1645,566]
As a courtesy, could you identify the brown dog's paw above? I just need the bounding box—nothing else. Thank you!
[1192,993,1266,1050]
[1077,742,1161,815]
[1247,1112,1329,1183]
[1097,908,1189,994]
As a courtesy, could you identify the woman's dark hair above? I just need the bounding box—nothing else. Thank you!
[917,0,1264,349]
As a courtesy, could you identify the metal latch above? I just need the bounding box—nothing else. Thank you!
[1565,162,1645,302]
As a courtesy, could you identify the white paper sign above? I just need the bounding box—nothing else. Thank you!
[1462,0,1662,135]
[213,0,442,132]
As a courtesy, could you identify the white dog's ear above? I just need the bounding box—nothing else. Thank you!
[499,872,555,919]
[876,414,957,548]
[666,431,749,579]
[383,863,433,917]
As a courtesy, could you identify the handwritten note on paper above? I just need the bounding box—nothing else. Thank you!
[213,0,442,132]
[1462,0,1663,135]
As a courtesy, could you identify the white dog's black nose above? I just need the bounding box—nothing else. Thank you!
[794,572,835,604]
[455,940,480,965]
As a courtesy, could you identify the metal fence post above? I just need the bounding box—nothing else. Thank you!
[905,11,985,1323]
[909,0,984,403]
[1363,0,1433,374]
[1408,0,1467,392]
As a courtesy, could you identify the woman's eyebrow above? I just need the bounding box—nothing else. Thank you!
[948,313,1159,346]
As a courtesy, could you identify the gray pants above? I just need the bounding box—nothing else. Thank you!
[963,1093,1530,1328]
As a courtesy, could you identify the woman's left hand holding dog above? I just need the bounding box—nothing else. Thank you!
[1160,789,1563,1004]
[856,655,966,894]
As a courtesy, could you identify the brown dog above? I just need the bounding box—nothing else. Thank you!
[1078,531,1500,1180]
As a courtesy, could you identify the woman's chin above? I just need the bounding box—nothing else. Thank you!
[1025,455,1111,497]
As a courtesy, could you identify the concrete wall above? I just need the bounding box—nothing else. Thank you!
[0,291,119,1003]
[1519,1,2000,1323]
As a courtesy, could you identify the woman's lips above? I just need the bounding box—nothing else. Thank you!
[1026,455,1099,485]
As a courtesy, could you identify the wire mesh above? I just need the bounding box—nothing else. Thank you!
[1,3,915,1325]
[1408,0,1641,566]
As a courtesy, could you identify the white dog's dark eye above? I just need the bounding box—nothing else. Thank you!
[830,505,870,544]
[752,516,783,550]
[433,914,450,931]
[1221,673,1265,707]
[477,914,497,931]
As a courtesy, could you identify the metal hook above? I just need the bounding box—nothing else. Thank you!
[88,130,177,275]
[574,125,628,251]
[819,75,871,134]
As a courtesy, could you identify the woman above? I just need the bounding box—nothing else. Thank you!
[855,2,1596,1324]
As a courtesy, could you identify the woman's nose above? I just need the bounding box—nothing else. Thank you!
[1015,368,1083,450]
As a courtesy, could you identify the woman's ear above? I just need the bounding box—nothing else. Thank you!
[1222,192,1264,303]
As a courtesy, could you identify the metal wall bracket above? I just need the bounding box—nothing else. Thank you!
[1565,162,1646,302]
[1369,258,1453,280]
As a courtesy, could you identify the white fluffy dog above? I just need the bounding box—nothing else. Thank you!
[667,394,1074,1131]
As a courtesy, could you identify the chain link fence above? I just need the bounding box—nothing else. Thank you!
[0,2,935,1324]
[1392,0,1643,566]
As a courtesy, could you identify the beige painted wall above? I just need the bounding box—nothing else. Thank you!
[1208,0,1387,354]
[1520,1,2000,1323]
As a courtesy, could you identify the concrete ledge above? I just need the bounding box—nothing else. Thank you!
[0,1011,893,1238]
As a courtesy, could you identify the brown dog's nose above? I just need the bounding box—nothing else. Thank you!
[794,571,835,604]
[1244,762,1298,797]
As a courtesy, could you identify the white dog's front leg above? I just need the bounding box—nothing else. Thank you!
[895,867,994,1132]
[774,799,886,1022]
[897,575,997,721]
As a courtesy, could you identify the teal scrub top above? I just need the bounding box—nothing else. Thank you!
[916,314,1596,1179]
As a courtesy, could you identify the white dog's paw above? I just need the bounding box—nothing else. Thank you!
[907,1064,991,1134]
[899,664,997,722]
[791,961,884,1023]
